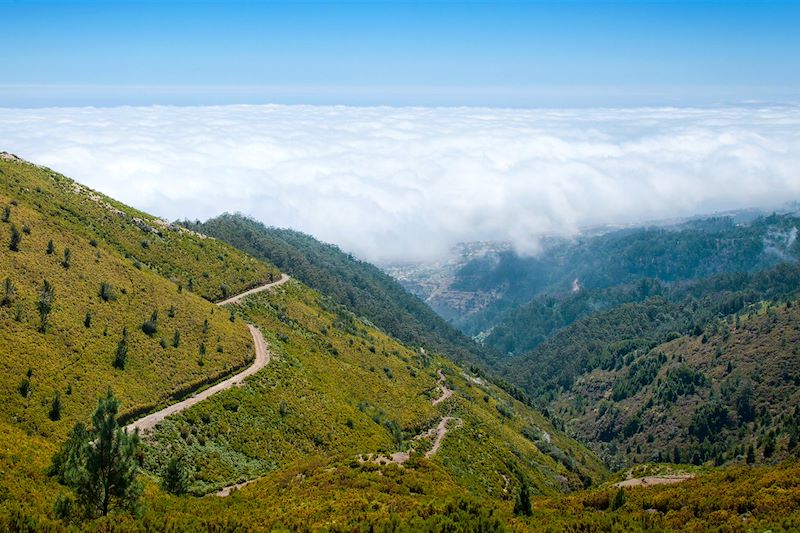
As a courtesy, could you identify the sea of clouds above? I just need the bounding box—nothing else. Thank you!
[1,104,799,263]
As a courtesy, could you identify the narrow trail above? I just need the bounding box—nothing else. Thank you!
[431,368,452,406]
[614,474,694,488]
[360,368,461,467]
[125,275,290,435]
[216,274,291,305]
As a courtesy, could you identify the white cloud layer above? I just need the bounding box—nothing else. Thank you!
[1,104,799,263]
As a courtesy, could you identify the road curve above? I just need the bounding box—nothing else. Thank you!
[431,368,453,406]
[216,274,291,305]
[125,275,289,435]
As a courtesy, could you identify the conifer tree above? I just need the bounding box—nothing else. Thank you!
[513,479,532,516]
[161,456,190,495]
[49,390,142,517]
[9,224,20,251]
[37,280,55,332]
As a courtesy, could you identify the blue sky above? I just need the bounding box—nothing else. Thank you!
[2,0,799,107]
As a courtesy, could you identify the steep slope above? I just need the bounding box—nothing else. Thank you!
[0,154,278,438]
[499,261,800,404]
[0,156,609,529]
[143,280,606,495]
[180,213,498,368]
[555,300,800,469]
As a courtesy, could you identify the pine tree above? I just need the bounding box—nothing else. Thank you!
[1,206,9,223]
[62,248,72,269]
[49,390,142,517]
[610,487,626,510]
[513,479,532,516]
[37,280,55,332]
[746,444,756,464]
[141,310,158,336]
[114,327,128,370]
[161,456,190,495]
[49,392,62,421]
[1,277,15,307]
[9,224,20,251]
[46,239,55,255]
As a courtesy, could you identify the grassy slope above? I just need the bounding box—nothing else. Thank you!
[0,156,280,436]
[555,300,800,469]
[144,281,606,496]
[1,156,277,301]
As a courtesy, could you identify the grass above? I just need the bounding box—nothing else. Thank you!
[0,157,282,438]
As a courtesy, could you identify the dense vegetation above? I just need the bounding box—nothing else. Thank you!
[553,298,800,470]
[450,214,800,337]
[180,214,497,368]
[499,262,800,399]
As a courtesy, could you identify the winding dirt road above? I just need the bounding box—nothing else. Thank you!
[360,368,460,466]
[432,368,452,406]
[216,274,291,305]
[125,275,290,435]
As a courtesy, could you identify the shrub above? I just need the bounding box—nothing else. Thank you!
[142,310,158,336]
[99,282,116,302]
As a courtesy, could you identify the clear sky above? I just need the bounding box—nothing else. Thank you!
[2,0,799,107]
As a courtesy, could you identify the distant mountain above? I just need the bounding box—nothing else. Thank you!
[389,212,800,345]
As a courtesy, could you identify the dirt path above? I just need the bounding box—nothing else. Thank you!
[125,276,289,434]
[431,368,452,406]
[216,274,290,305]
[360,368,460,467]
[215,478,259,497]
[424,416,459,458]
[126,327,270,434]
[614,474,694,488]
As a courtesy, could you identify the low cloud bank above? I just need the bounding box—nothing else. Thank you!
[1,104,799,262]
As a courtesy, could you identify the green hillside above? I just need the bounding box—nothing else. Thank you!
[143,280,606,495]
[449,214,800,337]
[0,156,609,529]
[0,155,278,436]
[3,155,800,531]
[554,299,800,469]
[180,213,498,368]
